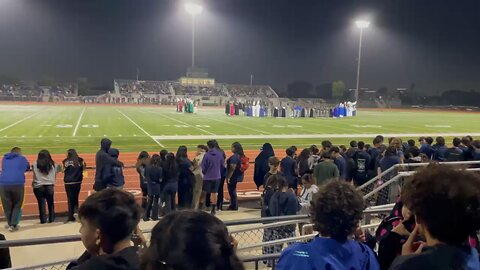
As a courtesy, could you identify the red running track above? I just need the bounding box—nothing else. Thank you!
[0,150,274,216]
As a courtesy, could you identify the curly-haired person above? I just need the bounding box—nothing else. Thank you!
[390,164,480,270]
[277,181,379,270]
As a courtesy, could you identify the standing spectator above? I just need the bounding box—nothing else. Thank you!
[264,176,298,267]
[352,141,371,187]
[432,136,448,161]
[378,146,402,204]
[63,149,85,223]
[66,189,142,270]
[446,137,463,161]
[296,148,311,177]
[159,149,168,163]
[297,174,318,235]
[330,146,346,180]
[200,140,225,215]
[135,151,150,210]
[94,138,123,192]
[308,145,321,171]
[277,181,379,270]
[143,154,163,221]
[254,143,275,189]
[280,147,298,191]
[460,136,474,161]
[321,140,332,153]
[264,156,281,184]
[140,211,244,270]
[162,153,179,214]
[226,142,247,211]
[368,136,386,178]
[106,149,124,189]
[192,145,207,210]
[32,149,60,224]
[176,146,194,209]
[390,165,480,270]
[0,147,29,232]
[313,152,339,186]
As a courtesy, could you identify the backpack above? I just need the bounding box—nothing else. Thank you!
[239,155,250,172]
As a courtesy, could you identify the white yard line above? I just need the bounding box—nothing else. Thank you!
[152,132,480,141]
[149,110,216,135]
[116,109,165,147]
[0,112,38,133]
[206,117,271,135]
[72,107,86,137]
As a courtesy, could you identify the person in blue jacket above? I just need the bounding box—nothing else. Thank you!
[277,181,379,270]
[0,147,29,232]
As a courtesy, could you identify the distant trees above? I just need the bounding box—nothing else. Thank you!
[331,80,345,101]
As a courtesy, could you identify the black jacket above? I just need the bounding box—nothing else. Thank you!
[0,233,12,269]
[67,247,140,270]
[94,139,123,185]
[253,143,274,188]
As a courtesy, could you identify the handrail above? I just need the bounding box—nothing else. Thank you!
[230,220,307,234]
[237,233,316,251]
[356,160,480,191]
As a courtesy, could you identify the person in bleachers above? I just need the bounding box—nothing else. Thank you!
[0,147,29,232]
[368,135,386,179]
[135,151,150,210]
[404,147,423,163]
[307,145,321,171]
[94,138,124,192]
[264,176,298,267]
[63,149,86,223]
[277,181,379,270]
[419,136,434,160]
[141,210,244,270]
[32,149,61,224]
[67,189,143,270]
[280,147,299,191]
[143,154,163,221]
[313,152,339,186]
[296,148,312,177]
[432,136,448,161]
[330,146,347,181]
[352,141,371,187]
[389,165,480,270]
[446,137,464,161]
[253,143,275,189]
[460,136,474,161]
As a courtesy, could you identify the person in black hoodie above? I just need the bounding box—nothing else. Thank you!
[176,146,194,209]
[253,143,275,189]
[67,189,143,270]
[63,149,86,223]
[135,151,150,210]
[162,153,179,214]
[143,154,163,221]
[390,164,480,270]
[105,148,124,189]
[94,138,123,191]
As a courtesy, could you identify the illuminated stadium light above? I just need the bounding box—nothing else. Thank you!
[355,20,370,29]
[184,3,203,15]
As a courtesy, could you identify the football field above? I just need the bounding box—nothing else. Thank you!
[1,103,480,155]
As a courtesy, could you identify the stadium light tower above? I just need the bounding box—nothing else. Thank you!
[354,19,370,102]
[184,3,203,68]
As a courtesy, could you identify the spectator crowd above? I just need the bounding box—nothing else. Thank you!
[1,134,480,269]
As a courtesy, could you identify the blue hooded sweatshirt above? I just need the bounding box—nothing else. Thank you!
[0,152,30,186]
[278,237,380,270]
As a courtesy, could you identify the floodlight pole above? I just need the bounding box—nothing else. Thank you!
[355,27,364,103]
[191,14,196,68]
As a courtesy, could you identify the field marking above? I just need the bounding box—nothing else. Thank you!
[152,132,480,140]
[0,112,38,133]
[206,117,271,135]
[72,107,87,137]
[144,109,216,135]
[116,109,165,147]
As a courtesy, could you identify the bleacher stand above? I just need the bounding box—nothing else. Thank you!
[226,84,278,98]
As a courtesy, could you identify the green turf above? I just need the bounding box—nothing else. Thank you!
[0,104,479,154]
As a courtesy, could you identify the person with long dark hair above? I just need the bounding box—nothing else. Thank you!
[136,151,150,210]
[162,153,179,214]
[253,143,275,189]
[144,154,163,221]
[141,211,244,270]
[296,148,311,177]
[226,142,247,211]
[32,149,60,224]
[176,146,194,209]
[63,149,86,223]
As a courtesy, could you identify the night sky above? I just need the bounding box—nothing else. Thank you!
[0,0,479,94]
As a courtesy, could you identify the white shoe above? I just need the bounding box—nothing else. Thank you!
[4,224,9,229]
